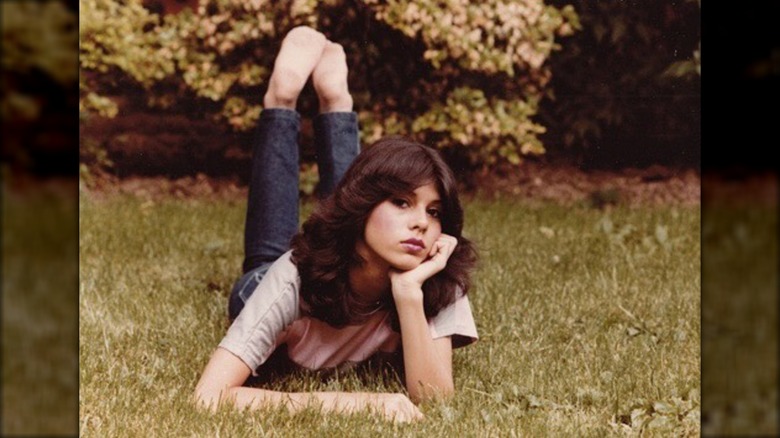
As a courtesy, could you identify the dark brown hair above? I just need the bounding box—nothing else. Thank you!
[290,136,477,328]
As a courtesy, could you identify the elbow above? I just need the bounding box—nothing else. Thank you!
[193,386,224,412]
[409,381,455,405]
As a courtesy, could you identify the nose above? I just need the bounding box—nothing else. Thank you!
[410,207,428,231]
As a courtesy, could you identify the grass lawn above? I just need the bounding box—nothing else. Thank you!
[79,193,701,436]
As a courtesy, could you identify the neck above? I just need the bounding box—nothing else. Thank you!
[348,254,391,304]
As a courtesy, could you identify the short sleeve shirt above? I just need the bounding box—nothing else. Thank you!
[218,251,478,374]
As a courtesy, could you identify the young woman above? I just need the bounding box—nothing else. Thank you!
[194,26,478,423]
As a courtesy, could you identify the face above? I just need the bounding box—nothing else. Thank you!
[357,182,443,271]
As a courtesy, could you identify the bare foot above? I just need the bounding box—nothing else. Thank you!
[312,42,353,113]
[263,26,327,109]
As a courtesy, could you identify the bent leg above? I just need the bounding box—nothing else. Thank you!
[230,27,326,318]
[231,110,300,320]
[314,112,359,197]
[312,42,359,197]
[243,26,326,271]
[241,109,301,274]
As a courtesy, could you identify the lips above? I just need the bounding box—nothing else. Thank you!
[401,238,425,252]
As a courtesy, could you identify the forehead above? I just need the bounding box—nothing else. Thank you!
[410,182,441,202]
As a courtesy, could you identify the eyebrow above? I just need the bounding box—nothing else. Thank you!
[407,191,441,204]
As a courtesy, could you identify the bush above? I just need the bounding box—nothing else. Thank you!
[79,0,578,173]
[539,0,700,168]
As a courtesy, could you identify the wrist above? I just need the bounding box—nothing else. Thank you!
[326,392,384,415]
[393,288,424,310]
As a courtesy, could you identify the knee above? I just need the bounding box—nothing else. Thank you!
[193,386,221,412]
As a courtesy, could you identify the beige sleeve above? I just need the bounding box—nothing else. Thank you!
[428,292,478,348]
[218,252,301,375]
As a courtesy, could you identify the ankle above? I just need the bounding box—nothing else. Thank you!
[319,93,353,113]
[263,91,296,110]
[263,71,306,109]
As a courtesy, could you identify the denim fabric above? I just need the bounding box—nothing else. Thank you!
[228,260,276,321]
[313,112,360,197]
[240,109,301,275]
[228,109,359,320]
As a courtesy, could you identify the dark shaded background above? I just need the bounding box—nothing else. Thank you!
[2,0,78,435]
[701,1,779,436]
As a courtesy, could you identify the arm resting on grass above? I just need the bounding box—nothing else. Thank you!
[193,347,423,422]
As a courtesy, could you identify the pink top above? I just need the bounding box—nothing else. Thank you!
[219,251,479,375]
[281,310,399,370]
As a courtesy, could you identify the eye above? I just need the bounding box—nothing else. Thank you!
[391,198,410,208]
[427,208,441,219]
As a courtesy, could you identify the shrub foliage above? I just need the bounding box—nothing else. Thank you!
[79,0,579,171]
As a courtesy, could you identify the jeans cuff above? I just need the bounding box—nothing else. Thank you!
[314,111,358,127]
[260,108,301,121]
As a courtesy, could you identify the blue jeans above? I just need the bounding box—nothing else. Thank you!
[228,109,360,320]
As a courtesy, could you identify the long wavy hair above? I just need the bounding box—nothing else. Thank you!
[290,136,477,328]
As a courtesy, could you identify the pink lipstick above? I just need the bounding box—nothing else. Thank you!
[401,238,425,253]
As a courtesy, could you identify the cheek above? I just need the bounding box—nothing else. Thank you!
[430,224,442,240]
[365,206,397,241]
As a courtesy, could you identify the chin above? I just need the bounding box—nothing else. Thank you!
[389,254,425,271]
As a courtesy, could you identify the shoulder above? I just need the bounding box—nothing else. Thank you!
[272,250,298,275]
[263,250,301,288]
[218,251,302,374]
[254,250,302,311]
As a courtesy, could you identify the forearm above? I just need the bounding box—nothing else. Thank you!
[396,293,454,403]
[201,386,412,419]
[225,387,375,414]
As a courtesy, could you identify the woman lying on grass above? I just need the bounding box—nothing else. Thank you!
[194,26,478,423]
